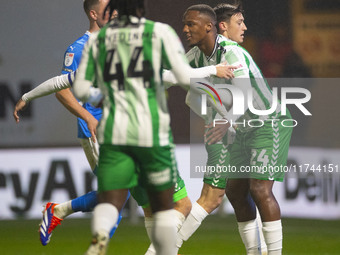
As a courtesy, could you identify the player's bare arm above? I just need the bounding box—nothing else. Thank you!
[204,121,229,145]
[55,88,98,143]
[13,99,27,123]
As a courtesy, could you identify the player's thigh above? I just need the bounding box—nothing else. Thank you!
[79,137,99,171]
[203,143,231,188]
[248,115,293,181]
[133,145,176,192]
[97,144,138,192]
[130,169,188,209]
[130,184,149,208]
[173,171,188,203]
[229,133,251,179]
[174,196,191,216]
[225,178,250,200]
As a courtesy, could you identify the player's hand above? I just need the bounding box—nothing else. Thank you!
[225,126,236,145]
[204,120,230,145]
[13,99,27,123]
[215,62,236,80]
[86,116,99,143]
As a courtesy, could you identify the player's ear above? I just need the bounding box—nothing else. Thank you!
[219,21,228,33]
[206,22,213,33]
[89,10,98,21]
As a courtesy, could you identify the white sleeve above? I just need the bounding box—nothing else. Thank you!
[185,86,238,131]
[163,68,218,86]
[193,79,248,123]
[21,72,75,102]
[160,26,234,120]
[161,24,217,87]
[73,79,92,102]
[225,78,252,122]
[199,47,254,123]
[185,90,211,123]
[162,70,189,91]
[163,70,178,89]
[170,63,217,87]
[163,65,222,91]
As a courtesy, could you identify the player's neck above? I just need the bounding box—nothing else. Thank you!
[88,21,101,33]
[199,34,217,57]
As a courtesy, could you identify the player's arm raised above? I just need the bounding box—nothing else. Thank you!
[13,72,74,123]
[160,24,237,122]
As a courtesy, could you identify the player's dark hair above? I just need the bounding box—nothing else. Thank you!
[213,1,244,25]
[106,0,145,22]
[184,4,217,25]
[83,0,100,16]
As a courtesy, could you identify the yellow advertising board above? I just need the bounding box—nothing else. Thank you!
[292,0,340,77]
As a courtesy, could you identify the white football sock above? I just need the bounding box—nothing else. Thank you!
[174,210,186,231]
[238,218,263,255]
[144,216,154,241]
[262,220,282,255]
[92,203,119,237]
[176,202,209,248]
[152,209,176,255]
[145,210,186,255]
[144,217,156,255]
[54,201,73,219]
[256,210,268,254]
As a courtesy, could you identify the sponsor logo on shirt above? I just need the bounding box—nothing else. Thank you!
[234,63,243,69]
[62,67,74,73]
[64,53,74,67]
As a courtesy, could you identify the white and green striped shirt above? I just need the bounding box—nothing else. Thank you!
[186,35,280,132]
[74,17,217,146]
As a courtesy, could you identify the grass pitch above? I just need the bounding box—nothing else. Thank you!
[0,215,339,254]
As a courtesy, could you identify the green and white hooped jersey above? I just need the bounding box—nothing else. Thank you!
[78,17,190,147]
[186,35,281,132]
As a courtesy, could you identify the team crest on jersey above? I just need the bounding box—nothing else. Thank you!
[64,53,74,67]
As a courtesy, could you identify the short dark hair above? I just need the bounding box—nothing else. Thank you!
[213,1,244,24]
[83,0,100,16]
[184,4,217,25]
[106,0,145,20]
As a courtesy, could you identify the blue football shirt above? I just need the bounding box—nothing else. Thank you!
[61,31,102,139]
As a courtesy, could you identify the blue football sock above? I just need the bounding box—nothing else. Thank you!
[109,213,123,238]
[109,191,131,238]
[71,191,97,212]
[71,190,130,236]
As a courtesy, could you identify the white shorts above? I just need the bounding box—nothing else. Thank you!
[79,137,99,171]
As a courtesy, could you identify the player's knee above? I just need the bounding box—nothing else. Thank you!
[214,196,224,209]
[143,206,153,217]
[225,179,250,204]
[249,181,273,202]
[174,196,192,217]
[149,188,174,213]
[225,186,240,205]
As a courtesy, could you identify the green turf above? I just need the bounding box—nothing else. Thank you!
[0,215,339,254]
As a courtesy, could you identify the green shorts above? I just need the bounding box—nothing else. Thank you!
[228,113,293,182]
[97,144,177,193]
[130,173,188,208]
[203,143,231,189]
